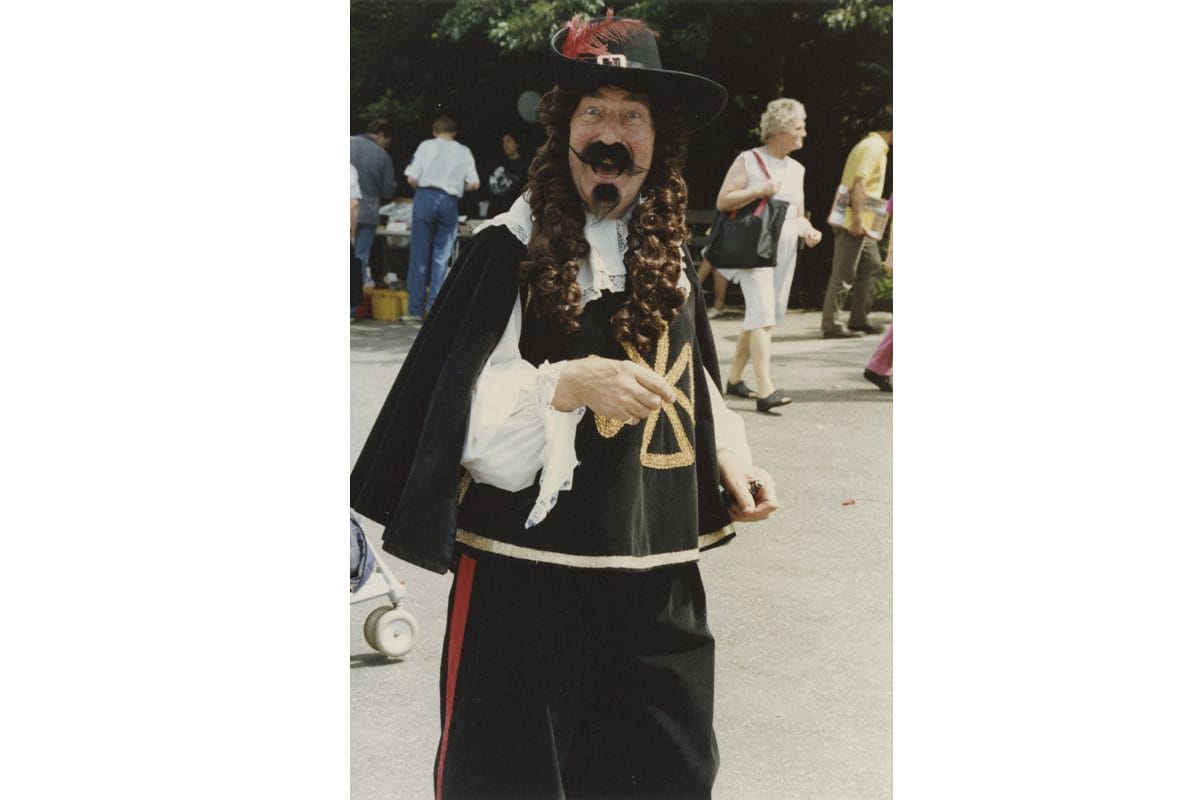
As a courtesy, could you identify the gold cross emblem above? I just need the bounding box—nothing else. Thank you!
[594,332,695,470]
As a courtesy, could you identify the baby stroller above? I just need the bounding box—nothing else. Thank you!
[351,513,419,658]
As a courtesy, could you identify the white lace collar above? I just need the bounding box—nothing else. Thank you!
[473,194,534,245]
[474,195,688,303]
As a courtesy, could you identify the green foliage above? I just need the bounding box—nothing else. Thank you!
[874,270,892,300]
[362,91,426,130]
[822,0,893,34]
[351,0,892,309]
[438,0,606,52]
[833,60,891,146]
[874,224,892,299]
[435,0,506,41]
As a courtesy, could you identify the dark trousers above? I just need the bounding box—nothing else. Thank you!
[435,553,719,800]
[350,244,363,308]
[354,223,377,284]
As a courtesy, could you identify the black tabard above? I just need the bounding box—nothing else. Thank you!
[455,287,734,570]
[351,225,733,574]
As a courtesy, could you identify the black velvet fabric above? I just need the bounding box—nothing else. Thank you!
[350,227,524,573]
[437,554,719,798]
[457,281,731,564]
[351,225,732,574]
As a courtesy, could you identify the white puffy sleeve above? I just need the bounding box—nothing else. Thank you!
[704,369,752,464]
[460,297,586,528]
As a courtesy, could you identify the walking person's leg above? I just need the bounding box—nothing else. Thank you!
[725,327,781,403]
[711,271,730,314]
[426,192,458,314]
[354,223,377,287]
[866,323,893,376]
[350,244,364,315]
[848,236,883,331]
[863,322,893,392]
[407,190,435,319]
[821,229,865,334]
[726,329,753,395]
[697,257,730,317]
[748,327,775,397]
[724,269,770,397]
[727,269,790,411]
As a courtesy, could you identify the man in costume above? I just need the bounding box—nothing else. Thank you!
[351,11,779,798]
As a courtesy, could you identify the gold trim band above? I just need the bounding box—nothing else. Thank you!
[698,527,736,550]
[455,527,735,569]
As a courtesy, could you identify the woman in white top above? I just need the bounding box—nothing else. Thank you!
[714,98,822,412]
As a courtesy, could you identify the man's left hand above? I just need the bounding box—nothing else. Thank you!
[716,448,779,522]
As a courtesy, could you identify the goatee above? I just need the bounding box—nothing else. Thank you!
[591,183,621,219]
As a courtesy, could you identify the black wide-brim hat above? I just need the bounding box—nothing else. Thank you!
[549,14,728,131]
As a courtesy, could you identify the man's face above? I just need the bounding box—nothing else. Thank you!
[502,135,519,158]
[567,86,655,218]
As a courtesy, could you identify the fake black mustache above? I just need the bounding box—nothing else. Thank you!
[568,142,648,176]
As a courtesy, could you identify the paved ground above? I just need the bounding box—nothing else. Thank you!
[350,305,893,799]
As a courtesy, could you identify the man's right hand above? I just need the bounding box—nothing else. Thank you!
[847,218,867,238]
[552,356,676,422]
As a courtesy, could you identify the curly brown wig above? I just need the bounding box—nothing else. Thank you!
[518,85,692,359]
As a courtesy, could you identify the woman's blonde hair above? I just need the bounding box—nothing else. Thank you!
[759,98,806,143]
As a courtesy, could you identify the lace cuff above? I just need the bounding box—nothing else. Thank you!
[525,361,585,529]
[534,360,565,411]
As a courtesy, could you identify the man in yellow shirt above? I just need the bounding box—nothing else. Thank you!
[821,106,892,338]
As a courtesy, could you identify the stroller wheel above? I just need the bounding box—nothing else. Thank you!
[362,605,392,650]
[370,608,419,658]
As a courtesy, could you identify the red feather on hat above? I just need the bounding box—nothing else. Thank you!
[561,8,648,60]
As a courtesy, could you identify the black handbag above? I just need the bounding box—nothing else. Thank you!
[705,150,787,269]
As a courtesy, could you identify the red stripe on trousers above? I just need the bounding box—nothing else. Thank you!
[435,553,477,800]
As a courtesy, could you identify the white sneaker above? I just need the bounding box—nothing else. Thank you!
[706,306,725,320]
[363,278,376,289]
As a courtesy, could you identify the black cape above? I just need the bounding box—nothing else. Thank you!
[350,225,728,574]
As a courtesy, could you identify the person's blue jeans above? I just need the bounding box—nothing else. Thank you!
[409,187,459,319]
[354,223,376,284]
